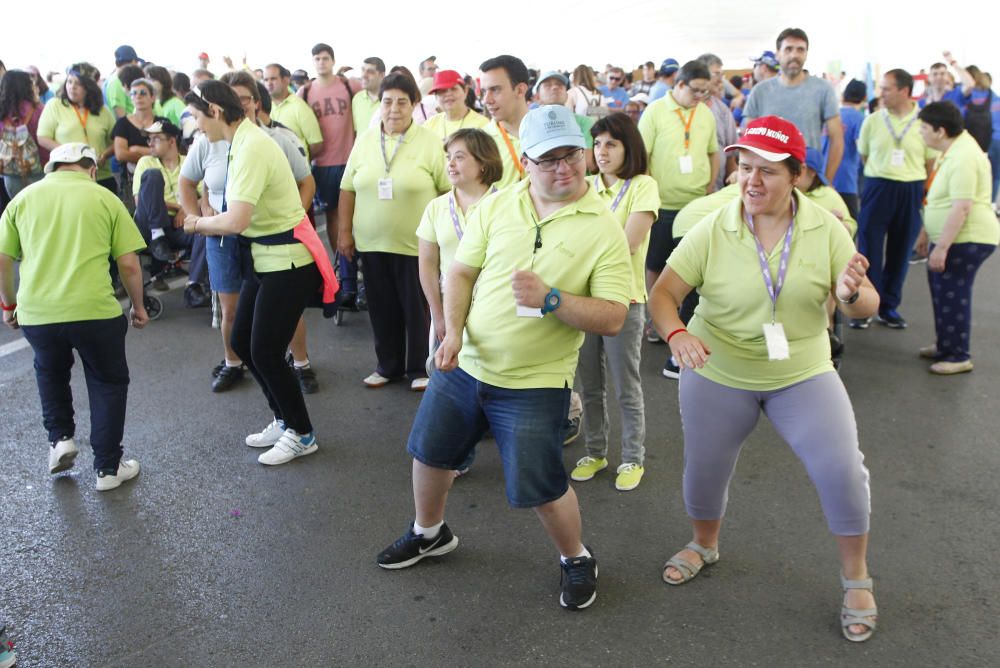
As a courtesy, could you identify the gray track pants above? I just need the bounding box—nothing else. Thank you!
[678,370,871,535]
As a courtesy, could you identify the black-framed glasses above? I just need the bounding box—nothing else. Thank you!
[525,147,585,172]
[688,86,710,97]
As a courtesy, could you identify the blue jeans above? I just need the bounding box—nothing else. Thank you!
[407,367,571,508]
[988,138,1000,202]
[20,316,130,473]
[314,164,357,293]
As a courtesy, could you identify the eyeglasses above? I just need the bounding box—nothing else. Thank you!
[526,147,585,172]
[687,86,710,97]
[130,89,150,97]
[608,76,622,81]
[237,95,255,105]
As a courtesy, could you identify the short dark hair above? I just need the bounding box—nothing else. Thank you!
[57,156,95,171]
[364,57,386,74]
[644,61,655,69]
[172,72,191,96]
[479,55,530,88]
[118,64,145,89]
[379,72,419,104]
[784,156,803,177]
[265,64,291,79]
[445,128,503,186]
[220,70,259,100]
[885,68,914,97]
[145,65,175,103]
[676,60,711,85]
[929,62,948,71]
[312,43,335,59]
[184,80,245,124]
[918,101,964,138]
[590,112,649,179]
[776,27,809,51]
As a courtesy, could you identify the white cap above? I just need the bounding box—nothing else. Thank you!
[44,142,98,173]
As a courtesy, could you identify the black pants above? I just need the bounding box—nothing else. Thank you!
[360,251,429,379]
[231,262,321,434]
[134,169,194,276]
[20,316,130,472]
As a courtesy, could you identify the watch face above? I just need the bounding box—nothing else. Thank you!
[547,294,559,307]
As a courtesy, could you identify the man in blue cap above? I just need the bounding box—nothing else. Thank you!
[376,105,632,611]
[106,45,142,119]
[649,58,680,102]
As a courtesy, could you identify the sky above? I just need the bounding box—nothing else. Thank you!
[5,1,997,87]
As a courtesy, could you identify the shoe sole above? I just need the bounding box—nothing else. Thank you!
[661,369,680,380]
[562,431,581,446]
[364,379,390,388]
[570,467,607,482]
[377,535,459,570]
[245,436,283,448]
[49,449,78,474]
[560,564,599,611]
[258,444,318,466]
[96,468,140,492]
[616,477,643,491]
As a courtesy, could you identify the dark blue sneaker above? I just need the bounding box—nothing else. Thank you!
[560,548,598,610]
[377,523,459,570]
[877,310,907,329]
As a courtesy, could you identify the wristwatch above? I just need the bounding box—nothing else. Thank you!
[838,291,860,305]
[541,287,562,315]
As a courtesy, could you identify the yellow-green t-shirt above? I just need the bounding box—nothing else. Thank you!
[226,119,313,272]
[859,106,935,181]
[341,123,450,256]
[667,193,856,391]
[805,185,857,237]
[37,99,116,181]
[0,171,146,325]
[924,131,1000,246]
[352,91,380,134]
[673,184,740,239]
[483,120,525,190]
[592,173,660,302]
[454,179,633,389]
[638,92,719,209]
[416,189,493,276]
[423,110,490,143]
[270,94,323,160]
[160,97,186,126]
[104,76,133,116]
[132,155,184,206]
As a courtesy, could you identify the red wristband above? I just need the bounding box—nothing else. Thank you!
[666,328,687,343]
[1,302,16,312]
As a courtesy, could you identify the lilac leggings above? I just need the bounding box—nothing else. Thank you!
[678,370,871,535]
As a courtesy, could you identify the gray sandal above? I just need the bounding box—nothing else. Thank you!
[662,541,719,585]
[840,574,878,642]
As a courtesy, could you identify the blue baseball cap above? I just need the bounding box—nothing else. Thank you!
[659,58,680,76]
[533,70,569,95]
[752,50,780,70]
[115,45,139,64]
[805,147,828,186]
[519,105,585,160]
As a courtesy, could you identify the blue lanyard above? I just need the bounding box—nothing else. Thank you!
[743,199,797,323]
[594,175,632,212]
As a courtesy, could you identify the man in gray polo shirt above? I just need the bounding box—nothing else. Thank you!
[743,27,844,184]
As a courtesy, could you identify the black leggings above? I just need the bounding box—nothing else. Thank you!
[231,262,321,433]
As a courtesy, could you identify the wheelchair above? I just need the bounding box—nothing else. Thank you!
[331,250,366,326]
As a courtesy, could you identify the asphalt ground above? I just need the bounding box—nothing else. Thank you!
[1,252,998,666]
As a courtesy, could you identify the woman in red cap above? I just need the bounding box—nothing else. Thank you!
[649,115,881,642]
[422,70,488,142]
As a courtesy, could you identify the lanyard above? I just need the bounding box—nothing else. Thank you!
[743,199,796,323]
[923,142,953,206]
[497,122,525,179]
[448,193,464,241]
[380,128,406,176]
[882,109,917,148]
[442,110,470,140]
[673,105,697,153]
[73,105,90,140]
[594,175,632,212]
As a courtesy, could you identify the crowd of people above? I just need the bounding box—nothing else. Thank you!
[2,28,1000,655]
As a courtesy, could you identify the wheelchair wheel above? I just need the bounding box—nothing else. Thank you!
[144,294,163,321]
[334,307,344,326]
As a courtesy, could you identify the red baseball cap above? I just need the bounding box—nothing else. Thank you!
[429,70,465,94]
[726,116,806,163]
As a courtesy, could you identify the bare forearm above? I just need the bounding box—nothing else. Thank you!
[0,255,17,306]
[825,135,843,184]
[418,259,444,322]
[297,176,316,212]
[708,153,720,192]
[648,288,685,340]
[442,271,475,338]
[37,136,59,151]
[194,210,247,236]
[178,181,200,218]
[116,254,145,304]
[552,294,627,336]
[937,201,972,249]
[836,284,879,319]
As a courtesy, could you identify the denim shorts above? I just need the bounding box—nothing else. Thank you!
[205,235,246,293]
[407,366,571,508]
[313,164,347,211]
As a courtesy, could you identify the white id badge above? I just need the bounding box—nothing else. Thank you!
[762,322,790,361]
[516,305,544,318]
[378,178,394,200]
[678,155,694,174]
[890,149,905,167]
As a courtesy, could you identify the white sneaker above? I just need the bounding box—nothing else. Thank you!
[96,459,141,491]
[49,437,79,474]
[258,430,318,466]
[364,371,391,388]
[410,377,429,392]
[245,418,285,448]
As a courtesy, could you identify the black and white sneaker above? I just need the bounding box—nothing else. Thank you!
[560,548,598,610]
[377,522,459,570]
[661,356,680,379]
